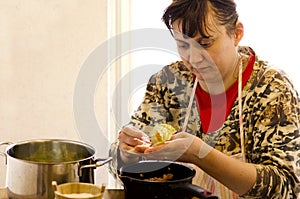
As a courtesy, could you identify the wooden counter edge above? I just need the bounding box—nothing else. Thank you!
[0,187,124,199]
[0,188,7,199]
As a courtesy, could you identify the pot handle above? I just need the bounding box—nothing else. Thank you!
[79,157,113,176]
[177,183,219,199]
[52,181,58,192]
[0,142,12,165]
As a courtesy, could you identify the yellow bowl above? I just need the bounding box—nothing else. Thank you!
[52,181,105,199]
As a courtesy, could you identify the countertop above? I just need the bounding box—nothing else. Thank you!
[0,188,7,199]
[0,188,124,199]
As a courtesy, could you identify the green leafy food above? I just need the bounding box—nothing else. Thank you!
[150,124,177,146]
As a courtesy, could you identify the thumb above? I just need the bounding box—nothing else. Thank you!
[170,131,187,139]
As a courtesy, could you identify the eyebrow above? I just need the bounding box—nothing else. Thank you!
[174,38,187,43]
[175,35,212,43]
[196,35,212,42]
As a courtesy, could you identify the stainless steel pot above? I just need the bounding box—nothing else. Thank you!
[0,139,112,199]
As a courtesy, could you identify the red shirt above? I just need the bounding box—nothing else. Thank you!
[195,53,255,133]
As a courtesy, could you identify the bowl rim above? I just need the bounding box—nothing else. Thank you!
[54,182,103,198]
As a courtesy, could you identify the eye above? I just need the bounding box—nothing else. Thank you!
[176,41,189,50]
[198,38,214,48]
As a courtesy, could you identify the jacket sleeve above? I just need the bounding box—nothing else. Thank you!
[243,69,300,198]
[108,71,169,181]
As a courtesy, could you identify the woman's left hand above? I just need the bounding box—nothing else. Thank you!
[142,132,201,163]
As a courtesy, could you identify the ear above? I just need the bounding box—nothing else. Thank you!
[234,21,244,46]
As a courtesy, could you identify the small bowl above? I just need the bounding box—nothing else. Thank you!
[52,181,105,199]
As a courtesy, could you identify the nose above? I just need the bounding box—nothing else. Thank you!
[189,45,205,66]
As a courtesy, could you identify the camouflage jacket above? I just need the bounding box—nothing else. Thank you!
[109,46,300,198]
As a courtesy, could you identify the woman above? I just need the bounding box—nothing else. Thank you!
[109,0,300,198]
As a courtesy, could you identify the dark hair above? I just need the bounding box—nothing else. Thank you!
[162,0,239,37]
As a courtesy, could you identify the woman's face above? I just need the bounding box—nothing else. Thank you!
[172,14,243,93]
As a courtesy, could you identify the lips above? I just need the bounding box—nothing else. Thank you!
[193,66,211,74]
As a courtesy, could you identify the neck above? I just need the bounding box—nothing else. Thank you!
[199,53,243,95]
[198,80,226,95]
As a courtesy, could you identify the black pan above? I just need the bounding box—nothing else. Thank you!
[118,160,218,199]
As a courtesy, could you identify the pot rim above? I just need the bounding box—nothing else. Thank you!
[120,175,193,184]
[5,138,96,165]
[119,160,196,183]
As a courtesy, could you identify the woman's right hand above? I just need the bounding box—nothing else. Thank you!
[118,125,151,163]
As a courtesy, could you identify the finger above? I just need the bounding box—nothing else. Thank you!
[120,147,142,160]
[122,125,143,137]
[119,141,133,151]
[119,132,147,147]
[122,125,150,142]
[119,141,147,155]
[144,143,167,153]
[134,144,150,153]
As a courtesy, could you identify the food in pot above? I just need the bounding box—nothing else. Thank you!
[23,144,79,162]
[150,124,177,146]
[147,173,174,182]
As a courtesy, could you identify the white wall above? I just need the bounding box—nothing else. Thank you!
[128,0,300,114]
[0,0,107,187]
[236,0,300,90]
